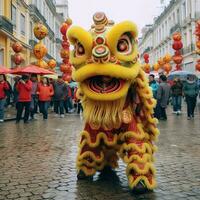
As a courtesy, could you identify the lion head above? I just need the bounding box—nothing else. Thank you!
[68,12,142,130]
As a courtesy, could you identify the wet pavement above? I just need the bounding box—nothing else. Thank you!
[0,106,200,200]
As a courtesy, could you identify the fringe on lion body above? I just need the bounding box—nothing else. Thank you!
[82,96,126,130]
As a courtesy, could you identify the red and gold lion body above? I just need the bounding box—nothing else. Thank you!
[68,12,159,192]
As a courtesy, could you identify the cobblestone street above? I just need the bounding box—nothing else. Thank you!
[0,108,200,200]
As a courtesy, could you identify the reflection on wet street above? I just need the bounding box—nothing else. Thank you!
[0,107,200,200]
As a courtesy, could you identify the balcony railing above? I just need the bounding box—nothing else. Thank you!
[0,15,13,34]
[170,23,181,34]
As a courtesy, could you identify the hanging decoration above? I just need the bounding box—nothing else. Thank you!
[194,20,200,71]
[172,32,183,71]
[153,62,160,71]
[12,42,24,68]
[59,18,73,82]
[163,53,172,74]
[33,22,48,68]
[143,53,150,73]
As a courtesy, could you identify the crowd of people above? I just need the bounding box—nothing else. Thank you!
[0,74,82,123]
[0,72,200,123]
[149,73,200,120]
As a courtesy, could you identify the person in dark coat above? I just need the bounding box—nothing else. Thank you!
[53,76,67,118]
[183,76,199,120]
[156,75,171,120]
[171,78,183,115]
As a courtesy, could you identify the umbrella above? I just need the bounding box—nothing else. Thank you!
[0,65,11,74]
[168,70,197,81]
[11,65,55,75]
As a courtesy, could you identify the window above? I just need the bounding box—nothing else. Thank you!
[182,2,186,20]
[177,9,180,23]
[0,0,4,15]
[29,22,33,39]
[20,13,25,35]
[0,49,4,65]
[11,4,17,29]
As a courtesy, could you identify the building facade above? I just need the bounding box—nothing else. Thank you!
[139,0,200,73]
[0,0,67,70]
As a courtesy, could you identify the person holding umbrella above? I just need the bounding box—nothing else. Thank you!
[0,74,9,122]
[16,74,32,123]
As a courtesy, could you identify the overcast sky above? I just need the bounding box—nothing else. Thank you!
[68,0,170,36]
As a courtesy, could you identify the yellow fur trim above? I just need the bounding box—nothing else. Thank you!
[123,153,153,164]
[147,125,160,137]
[126,162,156,176]
[77,150,104,163]
[78,165,96,176]
[128,175,157,190]
[67,26,93,57]
[143,99,156,110]
[120,142,154,155]
[138,87,153,99]
[136,77,146,88]
[73,62,141,83]
[80,81,130,101]
[120,131,145,141]
[79,131,118,148]
[106,21,138,61]
[77,159,97,168]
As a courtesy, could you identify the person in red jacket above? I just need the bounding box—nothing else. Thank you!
[0,74,9,122]
[37,77,54,119]
[16,75,32,123]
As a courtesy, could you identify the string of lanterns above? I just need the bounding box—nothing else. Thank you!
[194,20,200,72]
[59,18,73,82]
[33,22,56,71]
[12,42,24,67]
[143,53,150,73]
[172,32,183,71]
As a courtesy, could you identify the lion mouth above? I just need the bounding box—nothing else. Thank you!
[86,76,125,94]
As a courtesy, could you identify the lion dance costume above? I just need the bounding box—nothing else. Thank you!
[67,12,159,192]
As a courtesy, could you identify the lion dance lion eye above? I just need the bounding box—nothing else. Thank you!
[75,42,85,57]
[117,34,132,54]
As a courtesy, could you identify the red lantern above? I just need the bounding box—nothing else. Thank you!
[13,53,23,65]
[196,41,200,49]
[196,63,200,71]
[173,55,183,64]
[173,32,182,41]
[12,42,23,53]
[60,64,72,73]
[48,59,56,68]
[194,20,200,37]
[63,58,70,64]
[143,63,150,73]
[163,63,172,74]
[62,35,68,41]
[143,53,149,60]
[60,49,69,59]
[172,41,183,50]
[60,23,69,35]
[61,41,70,49]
